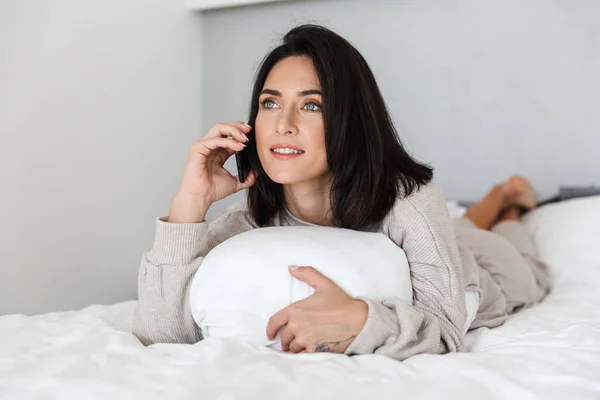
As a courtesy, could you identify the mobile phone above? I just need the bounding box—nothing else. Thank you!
[235,146,250,183]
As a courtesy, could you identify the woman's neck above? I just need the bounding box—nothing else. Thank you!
[283,175,333,226]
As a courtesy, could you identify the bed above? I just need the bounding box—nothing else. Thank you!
[1,196,599,399]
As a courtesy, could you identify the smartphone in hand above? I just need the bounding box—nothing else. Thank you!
[235,143,250,183]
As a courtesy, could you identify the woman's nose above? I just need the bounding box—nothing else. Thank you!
[276,110,297,136]
[277,128,294,136]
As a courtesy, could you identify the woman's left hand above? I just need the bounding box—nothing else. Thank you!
[266,266,368,354]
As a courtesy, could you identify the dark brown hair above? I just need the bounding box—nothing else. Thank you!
[245,24,433,229]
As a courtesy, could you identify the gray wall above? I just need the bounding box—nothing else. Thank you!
[0,0,203,315]
[201,0,600,218]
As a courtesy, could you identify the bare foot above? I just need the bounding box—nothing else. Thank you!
[503,175,537,209]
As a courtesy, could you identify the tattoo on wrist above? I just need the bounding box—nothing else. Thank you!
[315,335,357,353]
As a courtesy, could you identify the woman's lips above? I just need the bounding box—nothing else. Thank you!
[270,149,304,160]
[270,143,305,160]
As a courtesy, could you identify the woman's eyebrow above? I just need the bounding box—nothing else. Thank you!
[299,89,322,96]
[260,89,280,96]
[259,89,322,96]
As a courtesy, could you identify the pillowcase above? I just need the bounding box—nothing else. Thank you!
[189,226,412,347]
[523,195,600,282]
[189,225,477,347]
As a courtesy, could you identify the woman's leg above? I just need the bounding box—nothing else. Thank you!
[463,175,537,230]
[491,207,552,308]
[458,176,551,316]
[463,184,508,230]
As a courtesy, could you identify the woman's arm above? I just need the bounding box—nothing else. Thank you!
[132,205,256,345]
[344,183,467,360]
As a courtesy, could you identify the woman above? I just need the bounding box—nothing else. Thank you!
[133,24,550,360]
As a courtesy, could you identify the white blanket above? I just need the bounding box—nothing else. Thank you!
[1,198,600,400]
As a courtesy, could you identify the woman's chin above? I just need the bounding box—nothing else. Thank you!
[265,171,304,185]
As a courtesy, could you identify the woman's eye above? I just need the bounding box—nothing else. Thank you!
[261,100,278,109]
[303,102,321,112]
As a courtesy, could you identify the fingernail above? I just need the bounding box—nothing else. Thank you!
[243,134,249,141]
[239,143,246,147]
[289,265,298,270]
[244,122,252,128]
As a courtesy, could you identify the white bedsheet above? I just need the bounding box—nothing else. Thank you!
[2,199,600,399]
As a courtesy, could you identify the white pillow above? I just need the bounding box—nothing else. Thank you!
[523,195,600,281]
[189,226,411,347]
[189,225,477,347]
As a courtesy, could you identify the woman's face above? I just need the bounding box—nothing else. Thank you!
[255,56,329,185]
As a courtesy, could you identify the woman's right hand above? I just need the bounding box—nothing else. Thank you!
[168,121,256,223]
